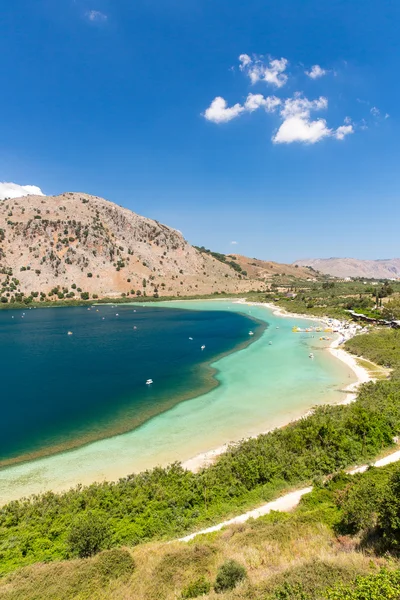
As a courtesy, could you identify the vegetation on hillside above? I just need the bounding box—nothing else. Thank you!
[2,462,400,598]
[246,279,400,321]
[279,282,398,319]
[194,247,247,277]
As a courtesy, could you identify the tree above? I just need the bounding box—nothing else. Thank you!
[67,511,111,558]
[382,298,400,321]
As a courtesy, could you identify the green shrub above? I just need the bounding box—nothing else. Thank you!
[338,466,395,534]
[214,559,246,593]
[67,511,112,558]
[181,576,211,598]
[325,568,400,599]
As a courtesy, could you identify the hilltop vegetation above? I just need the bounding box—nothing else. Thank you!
[1,461,400,599]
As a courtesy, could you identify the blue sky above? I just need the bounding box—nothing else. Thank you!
[0,0,398,262]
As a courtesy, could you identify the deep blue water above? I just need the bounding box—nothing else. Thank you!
[0,304,264,464]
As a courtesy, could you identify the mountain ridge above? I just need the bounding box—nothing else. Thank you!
[294,257,400,279]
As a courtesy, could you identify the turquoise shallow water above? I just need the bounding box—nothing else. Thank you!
[0,300,356,503]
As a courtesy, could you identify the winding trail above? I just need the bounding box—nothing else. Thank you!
[178,448,400,543]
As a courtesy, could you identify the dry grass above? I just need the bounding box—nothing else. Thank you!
[356,357,391,380]
[0,512,392,600]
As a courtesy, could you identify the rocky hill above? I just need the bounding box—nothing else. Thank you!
[294,257,400,280]
[0,192,308,304]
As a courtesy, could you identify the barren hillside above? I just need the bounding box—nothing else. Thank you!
[294,257,400,279]
[230,254,312,280]
[0,192,314,304]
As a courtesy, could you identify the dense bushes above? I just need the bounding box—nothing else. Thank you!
[299,461,400,554]
[325,569,400,599]
[1,381,400,573]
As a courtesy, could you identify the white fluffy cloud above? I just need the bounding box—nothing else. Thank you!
[239,54,288,88]
[204,93,281,123]
[305,65,326,79]
[86,10,107,22]
[273,94,353,144]
[204,91,353,144]
[231,241,238,245]
[334,125,354,140]
[273,116,331,144]
[244,94,281,113]
[203,97,245,123]
[0,182,45,200]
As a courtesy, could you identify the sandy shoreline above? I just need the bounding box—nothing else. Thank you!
[183,301,372,472]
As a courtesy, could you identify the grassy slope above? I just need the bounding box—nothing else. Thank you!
[1,465,400,599]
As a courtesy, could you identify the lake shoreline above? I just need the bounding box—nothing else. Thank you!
[0,300,363,503]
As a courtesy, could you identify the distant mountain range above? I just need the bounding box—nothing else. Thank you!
[0,192,311,303]
[293,257,400,279]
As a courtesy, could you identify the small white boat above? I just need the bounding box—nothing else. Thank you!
[189,337,193,340]
[116,313,119,317]
[269,341,272,345]
[146,379,153,385]
[276,327,279,329]
[309,353,314,359]
[133,326,137,330]
[67,331,73,336]
[249,331,254,336]
[201,345,206,350]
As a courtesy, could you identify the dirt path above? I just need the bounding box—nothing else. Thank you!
[178,448,400,543]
